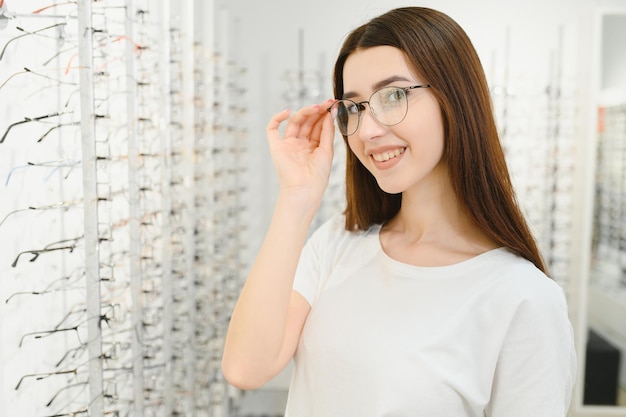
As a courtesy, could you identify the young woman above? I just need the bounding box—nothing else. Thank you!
[222,7,576,417]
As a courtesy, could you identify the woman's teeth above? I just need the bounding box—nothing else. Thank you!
[372,148,405,162]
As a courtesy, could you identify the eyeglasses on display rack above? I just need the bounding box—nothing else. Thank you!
[0,66,81,92]
[18,325,84,348]
[327,84,431,136]
[0,0,251,415]
[5,159,82,186]
[0,110,74,144]
[5,267,86,303]
[11,235,83,267]
[0,21,69,60]
[14,368,78,391]
[4,283,84,304]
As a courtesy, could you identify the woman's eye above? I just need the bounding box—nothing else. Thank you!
[348,105,360,115]
[384,89,403,102]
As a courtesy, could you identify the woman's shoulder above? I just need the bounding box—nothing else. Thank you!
[305,213,380,262]
[309,212,377,243]
[480,248,568,309]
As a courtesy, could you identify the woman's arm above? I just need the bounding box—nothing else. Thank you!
[222,100,335,390]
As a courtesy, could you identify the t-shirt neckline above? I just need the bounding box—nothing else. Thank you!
[370,222,508,274]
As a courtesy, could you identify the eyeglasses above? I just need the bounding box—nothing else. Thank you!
[11,235,82,268]
[0,21,68,61]
[0,110,73,144]
[327,85,431,136]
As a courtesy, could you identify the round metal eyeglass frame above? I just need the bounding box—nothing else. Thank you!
[327,84,431,136]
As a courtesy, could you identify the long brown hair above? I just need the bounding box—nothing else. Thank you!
[333,7,548,274]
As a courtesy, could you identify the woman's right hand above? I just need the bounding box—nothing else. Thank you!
[266,99,336,211]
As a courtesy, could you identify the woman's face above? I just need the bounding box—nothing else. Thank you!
[343,46,446,196]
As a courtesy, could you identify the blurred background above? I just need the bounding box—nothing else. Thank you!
[0,0,625,416]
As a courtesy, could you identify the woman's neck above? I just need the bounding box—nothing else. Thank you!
[383,164,497,257]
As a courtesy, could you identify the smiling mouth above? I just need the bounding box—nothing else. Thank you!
[371,148,406,162]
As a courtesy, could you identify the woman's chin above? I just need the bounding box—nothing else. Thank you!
[376,181,404,195]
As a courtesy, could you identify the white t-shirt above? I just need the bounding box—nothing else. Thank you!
[286,214,577,417]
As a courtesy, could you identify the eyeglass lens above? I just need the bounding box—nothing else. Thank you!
[332,86,409,136]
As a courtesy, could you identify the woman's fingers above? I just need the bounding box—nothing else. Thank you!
[308,99,336,148]
[308,110,326,145]
[282,99,334,140]
[266,108,291,143]
[282,104,320,139]
[267,100,336,154]
[264,101,336,193]
[318,110,335,156]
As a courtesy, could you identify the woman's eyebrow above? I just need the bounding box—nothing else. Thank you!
[342,75,412,100]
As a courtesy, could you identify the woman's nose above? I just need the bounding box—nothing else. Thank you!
[356,106,387,140]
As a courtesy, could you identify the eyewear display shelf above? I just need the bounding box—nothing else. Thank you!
[589,100,626,407]
[0,1,248,416]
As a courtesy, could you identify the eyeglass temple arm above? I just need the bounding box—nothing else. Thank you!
[1,111,68,144]
[0,22,67,61]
